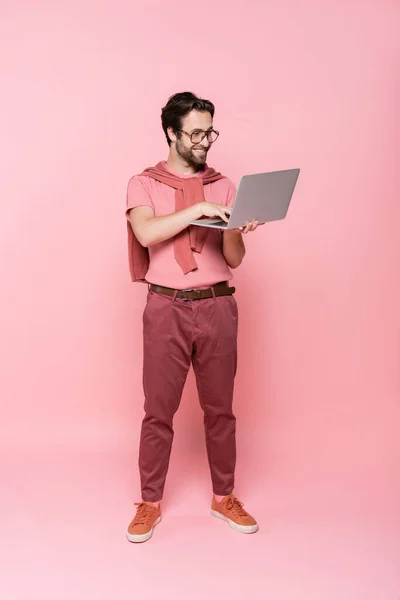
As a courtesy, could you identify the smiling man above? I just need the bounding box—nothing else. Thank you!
[125,92,261,543]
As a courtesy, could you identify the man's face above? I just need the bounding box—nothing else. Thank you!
[173,110,214,171]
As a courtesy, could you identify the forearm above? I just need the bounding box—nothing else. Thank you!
[130,204,201,247]
[222,230,245,269]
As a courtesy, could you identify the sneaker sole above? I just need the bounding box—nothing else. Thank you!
[211,509,258,534]
[126,516,162,543]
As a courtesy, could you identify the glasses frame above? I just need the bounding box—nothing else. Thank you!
[178,128,220,144]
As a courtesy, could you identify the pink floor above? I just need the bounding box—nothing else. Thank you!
[2,445,398,600]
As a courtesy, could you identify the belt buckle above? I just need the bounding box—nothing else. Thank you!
[181,289,192,301]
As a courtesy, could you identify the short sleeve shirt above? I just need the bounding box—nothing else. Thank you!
[126,162,236,289]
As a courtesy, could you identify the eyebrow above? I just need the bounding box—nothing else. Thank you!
[190,127,214,132]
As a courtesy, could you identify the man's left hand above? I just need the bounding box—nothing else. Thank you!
[237,220,264,234]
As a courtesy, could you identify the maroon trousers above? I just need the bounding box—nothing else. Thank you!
[139,289,238,502]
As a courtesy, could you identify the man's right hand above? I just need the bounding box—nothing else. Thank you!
[130,201,232,248]
[196,201,232,223]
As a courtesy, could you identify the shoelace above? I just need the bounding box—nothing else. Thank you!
[225,496,249,518]
[132,502,154,526]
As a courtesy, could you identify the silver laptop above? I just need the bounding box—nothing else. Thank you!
[190,168,300,230]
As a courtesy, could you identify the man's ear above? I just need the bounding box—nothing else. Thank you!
[167,127,177,144]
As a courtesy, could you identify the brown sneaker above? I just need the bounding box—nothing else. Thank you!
[211,494,258,534]
[126,502,162,543]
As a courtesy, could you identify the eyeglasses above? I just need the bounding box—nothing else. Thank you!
[178,129,220,144]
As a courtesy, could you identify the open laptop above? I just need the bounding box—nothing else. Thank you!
[190,168,300,230]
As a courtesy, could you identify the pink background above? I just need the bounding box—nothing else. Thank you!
[1,1,399,598]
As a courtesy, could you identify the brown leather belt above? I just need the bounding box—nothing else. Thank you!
[149,281,235,301]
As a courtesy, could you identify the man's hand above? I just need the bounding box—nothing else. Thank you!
[237,220,264,234]
[196,201,232,223]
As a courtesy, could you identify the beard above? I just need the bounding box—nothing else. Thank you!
[175,138,207,172]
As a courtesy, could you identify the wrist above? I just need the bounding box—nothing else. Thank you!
[224,228,242,237]
[190,202,204,221]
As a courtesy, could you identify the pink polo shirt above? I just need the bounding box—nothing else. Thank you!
[126,162,236,290]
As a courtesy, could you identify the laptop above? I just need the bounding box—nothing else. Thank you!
[190,168,300,230]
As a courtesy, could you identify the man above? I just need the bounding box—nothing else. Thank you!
[125,92,261,543]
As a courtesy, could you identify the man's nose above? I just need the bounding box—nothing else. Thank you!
[200,135,210,148]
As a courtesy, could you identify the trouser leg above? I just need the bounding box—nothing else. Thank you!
[139,291,193,501]
[191,295,238,496]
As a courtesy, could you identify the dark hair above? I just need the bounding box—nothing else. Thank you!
[161,92,215,146]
